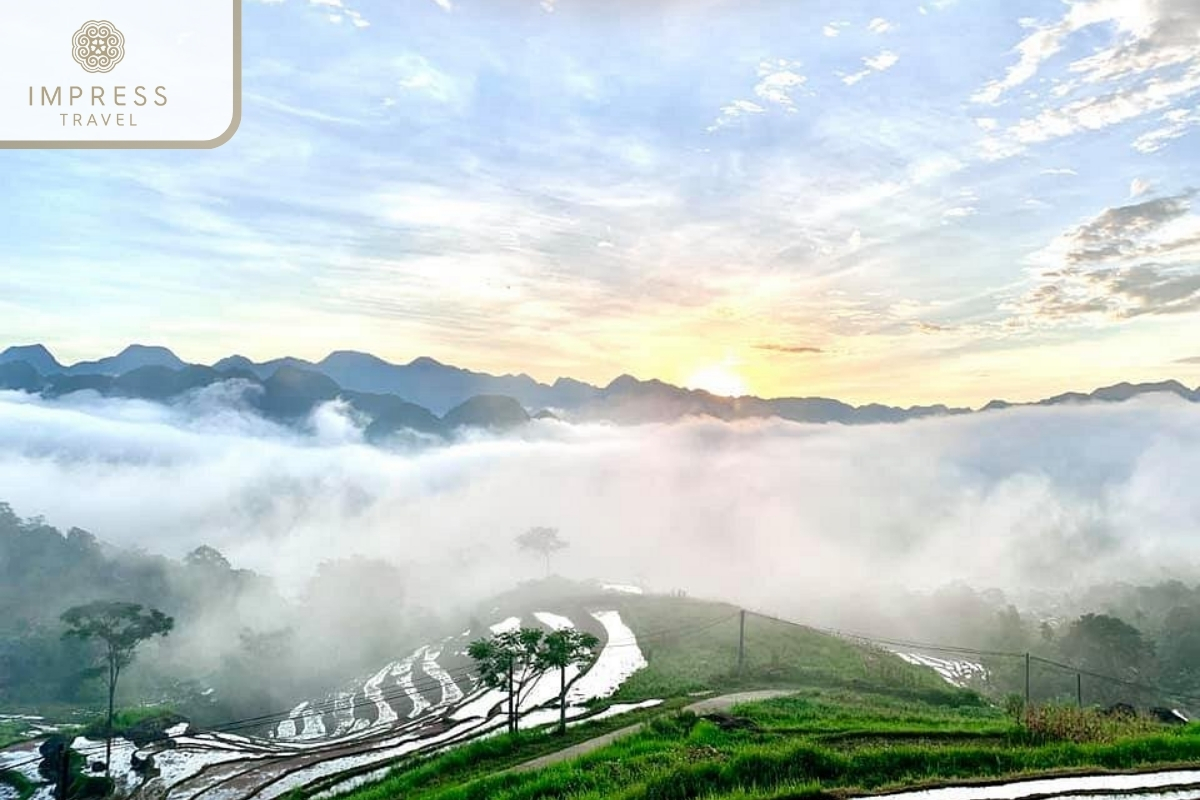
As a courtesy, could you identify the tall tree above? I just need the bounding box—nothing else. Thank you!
[61,601,174,774]
[538,629,599,734]
[1058,613,1155,705]
[467,627,546,733]
[1158,605,1200,692]
[515,527,568,576]
[467,635,514,732]
[183,544,232,572]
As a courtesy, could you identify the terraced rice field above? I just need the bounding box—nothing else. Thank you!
[1,606,655,800]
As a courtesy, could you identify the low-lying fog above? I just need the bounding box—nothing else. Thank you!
[2,384,1197,630]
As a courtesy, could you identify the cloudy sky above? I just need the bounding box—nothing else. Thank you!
[2,0,1198,407]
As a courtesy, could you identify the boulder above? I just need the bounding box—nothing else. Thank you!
[1150,707,1189,725]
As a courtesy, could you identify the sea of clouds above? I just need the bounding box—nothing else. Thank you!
[1,385,1198,622]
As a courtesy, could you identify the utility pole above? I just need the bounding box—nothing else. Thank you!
[1024,653,1031,708]
[1077,673,1083,709]
[56,742,70,800]
[737,610,746,675]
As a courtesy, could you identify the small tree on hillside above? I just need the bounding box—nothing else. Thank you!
[539,629,599,734]
[184,544,232,572]
[468,627,547,733]
[61,601,174,774]
[516,527,568,576]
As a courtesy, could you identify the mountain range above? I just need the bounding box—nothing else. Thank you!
[1,343,1198,439]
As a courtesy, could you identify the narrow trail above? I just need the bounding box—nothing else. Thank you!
[506,689,797,774]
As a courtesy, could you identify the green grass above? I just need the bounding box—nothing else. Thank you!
[351,689,1200,800]
[81,704,179,739]
[312,699,692,800]
[0,719,37,749]
[611,597,952,702]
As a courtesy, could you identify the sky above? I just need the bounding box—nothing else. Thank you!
[1,0,1199,407]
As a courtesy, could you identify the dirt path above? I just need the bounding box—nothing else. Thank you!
[507,689,797,774]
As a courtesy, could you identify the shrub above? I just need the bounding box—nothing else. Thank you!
[1023,704,1158,744]
[1004,694,1025,723]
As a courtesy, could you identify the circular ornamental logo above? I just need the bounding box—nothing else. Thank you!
[72,21,125,74]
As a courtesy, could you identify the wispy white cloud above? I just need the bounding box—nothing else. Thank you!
[972,16,1069,105]
[707,99,766,131]
[395,54,471,107]
[942,205,977,222]
[753,60,808,107]
[866,50,899,71]
[1133,107,1200,153]
[1006,64,1200,148]
[245,93,368,125]
[868,17,892,34]
[710,59,807,131]
[823,21,849,37]
[971,0,1200,160]
[842,50,899,85]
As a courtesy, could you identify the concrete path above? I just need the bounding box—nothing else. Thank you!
[507,689,797,774]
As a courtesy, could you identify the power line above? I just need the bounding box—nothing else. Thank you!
[1029,655,1200,707]
[746,609,1200,708]
[745,610,1026,658]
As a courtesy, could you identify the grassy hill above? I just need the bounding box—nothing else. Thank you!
[323,584,1200,800]
[610,595,955,702]
[462,580,955,704]
[373,688,1200,800]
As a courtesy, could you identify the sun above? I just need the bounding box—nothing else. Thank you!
[685,364,749,398]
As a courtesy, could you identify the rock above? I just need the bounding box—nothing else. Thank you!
[1150,707,1189,725]
[700,713,758,731]
[122,712,190,748]
[132,752,156,775]
[38,734,70,782]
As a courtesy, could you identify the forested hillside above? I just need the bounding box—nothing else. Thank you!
[0,504,429,722]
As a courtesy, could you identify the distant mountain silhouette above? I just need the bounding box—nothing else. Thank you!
[0,344,63,375]
[113,365,225,400]
[315,350,557,415]
[442,395,530,430]
[260,365,342,418]
[1,343,1198,440]
[214,354,316,380]
[0,360,43,392]
[66,344,186,375]
[1073,380,1195,404]
[0,354,527,440]
[349,391,443,438]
